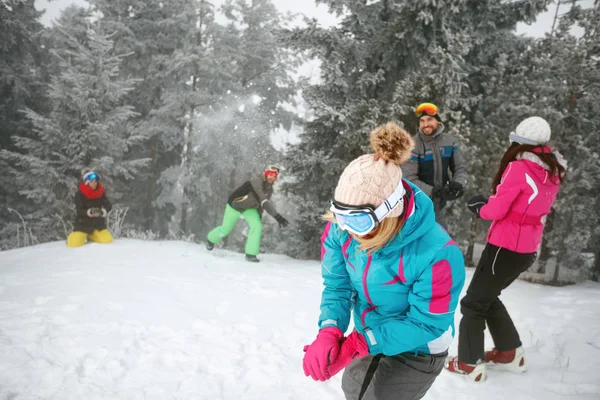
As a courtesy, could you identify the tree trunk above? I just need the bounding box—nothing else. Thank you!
[594,245,600,282]
[465,216,479,267]
[179,1,205,234]
[180,199,188,234]
[550,1,561,37]
[145,135,157,231]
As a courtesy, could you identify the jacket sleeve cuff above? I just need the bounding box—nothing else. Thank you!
[363,328,383,355]
[319,319,339,329]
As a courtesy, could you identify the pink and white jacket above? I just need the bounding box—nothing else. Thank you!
[480,148,565,254]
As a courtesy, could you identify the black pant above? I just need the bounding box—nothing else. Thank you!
[341,351,446,400]
[458,243,536,364]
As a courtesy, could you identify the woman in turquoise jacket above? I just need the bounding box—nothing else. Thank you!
[302,122,466,400]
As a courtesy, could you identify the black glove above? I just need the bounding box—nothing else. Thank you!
[441,182,464,201]
[275,214,289,228]
[431,186,443,199]
[467,195,488,218]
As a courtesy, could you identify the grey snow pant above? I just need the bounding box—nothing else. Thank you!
[341,351,447,400]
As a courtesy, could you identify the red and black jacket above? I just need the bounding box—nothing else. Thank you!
[73,183,113,234]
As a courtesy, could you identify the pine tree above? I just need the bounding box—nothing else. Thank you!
[88,0,196,233]
[283,0,547,258]
[0,0,47,248]
[460,1,600,281]
[0,14,148,242]
[155,0,298,245]
[535,2,600,282]
[449,0,548,264]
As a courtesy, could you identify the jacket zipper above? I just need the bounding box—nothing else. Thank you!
[361,254,377,327]
[433,139,442,188]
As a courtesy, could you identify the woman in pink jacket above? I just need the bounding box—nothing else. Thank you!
[445,117,566,382]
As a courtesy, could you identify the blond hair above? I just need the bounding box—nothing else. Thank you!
[323,211,404,253]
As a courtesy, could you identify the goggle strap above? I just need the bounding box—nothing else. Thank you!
[508,133,543,145]
[374,182,405,221]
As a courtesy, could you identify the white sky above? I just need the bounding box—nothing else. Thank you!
[36,0,592,38]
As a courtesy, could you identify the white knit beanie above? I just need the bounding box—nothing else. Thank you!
[509,116,551,145]
[334,122,414,218]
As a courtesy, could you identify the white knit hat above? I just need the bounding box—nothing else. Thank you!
[509,116,551,145]
[334,122,414,219]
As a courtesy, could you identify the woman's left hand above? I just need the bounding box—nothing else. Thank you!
[327,331,370,378]
[467,195,488,217]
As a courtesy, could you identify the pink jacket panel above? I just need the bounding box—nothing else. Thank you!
[480,157,561,253]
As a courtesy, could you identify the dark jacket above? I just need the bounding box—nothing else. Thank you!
[73,183,112,234]
[401,124,468,198]
[227,174,279,218]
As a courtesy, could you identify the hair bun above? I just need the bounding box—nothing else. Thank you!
[369,122,415,165]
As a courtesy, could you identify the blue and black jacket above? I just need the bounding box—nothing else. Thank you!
[401,124,467,199]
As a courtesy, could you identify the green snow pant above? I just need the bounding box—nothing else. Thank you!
[207,204,263,256]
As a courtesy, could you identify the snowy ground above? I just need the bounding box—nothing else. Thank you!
[1,240,599,400]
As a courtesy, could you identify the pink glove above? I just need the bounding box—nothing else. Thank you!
[327,331,370,378]
[302,327,344,381]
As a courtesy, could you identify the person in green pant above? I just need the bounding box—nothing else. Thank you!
[206,165,289,262]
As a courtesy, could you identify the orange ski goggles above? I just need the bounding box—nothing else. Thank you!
[415,103,439,118]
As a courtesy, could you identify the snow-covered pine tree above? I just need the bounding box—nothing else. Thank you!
[188,0,297,248]
[0,12,148,243]
[283,0,547,258]
[448,0,548,264]
[0,0,47,248]
[88,0,197,234]
[463,1,600,282]
[155,0,298,247]
[532,2,600,282]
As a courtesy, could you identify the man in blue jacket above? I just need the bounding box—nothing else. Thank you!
[401,103,468,227]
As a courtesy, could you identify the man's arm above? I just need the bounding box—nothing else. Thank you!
[401,139,433,196]
[249,176,279,218]
[449,139,468,186]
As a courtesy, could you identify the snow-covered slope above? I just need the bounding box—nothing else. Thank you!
[1,240,599,399]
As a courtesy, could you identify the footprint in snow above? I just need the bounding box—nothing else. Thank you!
[216,301,230,315]
[60,304,81,312]
[34,296,54,305]
[51,315,70,325]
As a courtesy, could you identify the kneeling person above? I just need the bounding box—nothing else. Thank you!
[67,171,113,248]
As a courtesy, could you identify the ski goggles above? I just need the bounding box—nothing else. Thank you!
[415,103,438,118]
[266,164,280,174]
[330,182,406,236]
[83,172,100,184]
[264,165,280,179]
